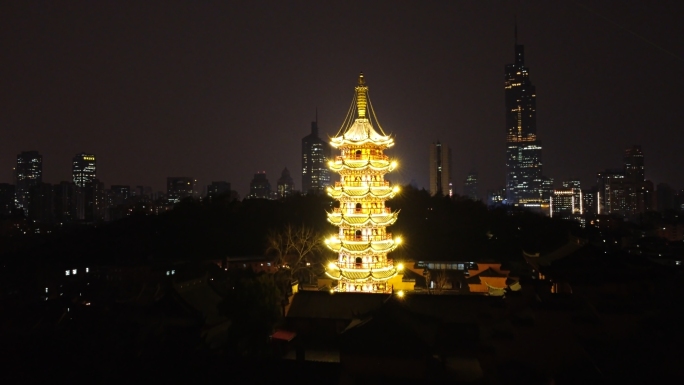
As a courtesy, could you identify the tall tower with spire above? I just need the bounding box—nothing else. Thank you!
[325,73,403,293]
[301,111,331,194]
[504,27,546,210]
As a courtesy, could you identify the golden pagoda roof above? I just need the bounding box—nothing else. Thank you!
[327,186,398,199]
[325,267,398,281]
[327,212,399,226]
[325,238,398,254]
[330,119,394,148]
[331,72,393,149]
[328,159,396,172]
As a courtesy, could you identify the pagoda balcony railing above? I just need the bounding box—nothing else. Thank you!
[339,233,392,242]
[335,154,389,162]
[332,207,392,214]
[336,259,394,270]
[334,181,390,188]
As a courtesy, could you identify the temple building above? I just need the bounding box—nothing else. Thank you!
[325,73,403,293]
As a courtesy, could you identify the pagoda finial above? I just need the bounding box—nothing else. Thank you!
[355,72,368,119]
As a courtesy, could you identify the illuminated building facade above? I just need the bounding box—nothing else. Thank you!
[597,146,650,217]
[72,153,96,187]
[301,120,331,194]
[247,172,271,199]
[276,167,295,198]
[550,189,574,219]
[16,151,43,215]
[504,41,547,211]
[325,73,402,293]
[562,180,583,214]
[429,141,452,197]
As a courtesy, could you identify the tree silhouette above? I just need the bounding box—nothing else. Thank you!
[266,224,324,284]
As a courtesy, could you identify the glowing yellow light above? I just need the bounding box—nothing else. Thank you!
[397,290,404,298]
[324,73,404,293]
[329,289,335,294]
[395,237,402,245]
[397,263,404,271]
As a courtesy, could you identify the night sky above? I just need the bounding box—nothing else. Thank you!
[2,1,683,197]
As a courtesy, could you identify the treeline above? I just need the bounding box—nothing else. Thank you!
[0,186,579,270]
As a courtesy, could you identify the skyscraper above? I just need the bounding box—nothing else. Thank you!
[72,153,97,187]
[598,146,649,217]
[15,151,43,215]
[54,181,79,223]
[301,118,331,194]
[29,182,54,223]
[83,179,106,223]
[276,168,295,198]
[429,141,452,196]
[463,169,479,201]
[597,169,626,216]
[247,172,271,199]
[624,145,645,183]
[504,36,545,209]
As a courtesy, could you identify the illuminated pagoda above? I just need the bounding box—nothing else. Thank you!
[325,73,403,293]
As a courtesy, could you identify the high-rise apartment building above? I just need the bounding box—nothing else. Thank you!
[504,38,546,210]
[624,145,645,183]
[582,188,597,215]
[463,169,479,201]
[301,120,331,194]
[16,151,43,215]
[54,181,79,223]
[72,153,96,187]
[276,168,295,198]
[597,169,626,216]
[84,179,106,222]
[248,172,271,199]
[167,177,195,203]
[429,141,452,196]
[598,146,650,217]
[110,185,131,206]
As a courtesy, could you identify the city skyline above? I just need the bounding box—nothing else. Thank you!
[2,1,684,196]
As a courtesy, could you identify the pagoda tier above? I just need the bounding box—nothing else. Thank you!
[325,73,403,293]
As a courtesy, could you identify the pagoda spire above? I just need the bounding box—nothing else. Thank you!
[355,72,368,119]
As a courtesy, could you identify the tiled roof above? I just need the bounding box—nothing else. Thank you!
[475,267,509,278]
